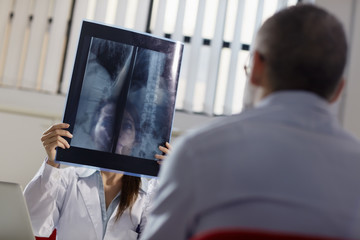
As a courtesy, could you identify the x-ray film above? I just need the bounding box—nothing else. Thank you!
[56,21,183,177]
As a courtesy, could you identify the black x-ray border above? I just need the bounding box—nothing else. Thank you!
[56,20,183,177]
[58,146,161,177]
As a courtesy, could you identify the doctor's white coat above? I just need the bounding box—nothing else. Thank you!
[24,161,157,240]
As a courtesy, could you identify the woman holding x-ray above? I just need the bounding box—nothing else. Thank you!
[24,39,172,240]
[24,121,170,239]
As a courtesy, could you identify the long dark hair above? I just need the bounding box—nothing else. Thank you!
[116,175,141,220]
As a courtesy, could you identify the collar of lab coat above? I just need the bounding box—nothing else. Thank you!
[76,168,148,239]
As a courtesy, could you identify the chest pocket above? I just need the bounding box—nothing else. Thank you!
[104,208,142,239]
[125,229,139,240]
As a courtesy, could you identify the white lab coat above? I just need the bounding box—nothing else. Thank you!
[24,161,157,240]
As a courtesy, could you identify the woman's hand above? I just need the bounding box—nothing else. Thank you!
[155,142,172,164]
[41,123,73,167]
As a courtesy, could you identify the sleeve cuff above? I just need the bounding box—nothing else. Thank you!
[40,158,62,190]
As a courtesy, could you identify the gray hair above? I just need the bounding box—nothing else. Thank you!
[255,4,347,99]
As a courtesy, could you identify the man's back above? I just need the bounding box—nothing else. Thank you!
[144,92,360,239]
[142,4,356,240]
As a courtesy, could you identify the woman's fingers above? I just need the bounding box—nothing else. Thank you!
[41,129,73,142]
[42,135,71,149]
[165,142,172,150]
[43,123,70,135]
[43,135,70,161]
[155,154,166,160]
[158,146,169,154]
[155,142,172,164]
[43,140,65,162]
[158,142,172,155]
[41,123,72,162]
[44,139,67,152]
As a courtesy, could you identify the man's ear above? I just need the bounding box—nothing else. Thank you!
[329,78,345,103]
[250,51,266,87]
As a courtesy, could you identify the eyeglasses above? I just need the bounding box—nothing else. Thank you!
[243,53,253,78]
[243,52,265,77]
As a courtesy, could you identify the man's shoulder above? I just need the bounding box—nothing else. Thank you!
[189,108,266,137]
[179,108,266,152]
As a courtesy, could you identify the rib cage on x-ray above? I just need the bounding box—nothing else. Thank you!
[71,37,173,161]
[71,38,134,151]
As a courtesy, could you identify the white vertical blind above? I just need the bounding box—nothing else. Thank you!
[172,0,186,41]
[16,0,36,88]
[223,0,246,115]
[0,0,15,85]
[183,0,206,111]
[21,0,51,89]
[277,0,288,11]
[203,0,228,115]
[134,0,150,31]
[2,0,33,87]
[94,0,109,22]
[41,0,73,93]
[153,0,167,37]
[0,1,13,64]
[0,0,73,93]
[252,0,265,45]
[61,0,89,93]
[35,0,55,90]
[0,0,298,115]
[123,0,139,29]
[114,0,128,27]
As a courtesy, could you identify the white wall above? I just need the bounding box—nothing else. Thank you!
[342,1,360,136]
[0,111,52,187]
[315,0,360,136]
[0,88,62,188]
